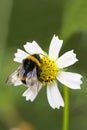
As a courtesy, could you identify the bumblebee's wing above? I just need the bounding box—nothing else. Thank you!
[26,67,39,95]
[26,67,38,86]
[7,66,23,86]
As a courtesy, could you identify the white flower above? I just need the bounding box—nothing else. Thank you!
[14,35,82,109]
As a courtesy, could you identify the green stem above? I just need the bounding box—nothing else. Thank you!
[62,87,69,130]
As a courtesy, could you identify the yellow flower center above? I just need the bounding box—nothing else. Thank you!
[39,56,58,84]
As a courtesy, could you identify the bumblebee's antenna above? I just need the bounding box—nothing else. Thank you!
[38,52,47,57]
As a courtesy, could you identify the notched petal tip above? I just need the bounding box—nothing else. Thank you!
[72,50,78,61]
[22,89,35,102]
[13,49,28,63]
[79,75,83,88]
[53,102,64,109]
[53,34,63,41]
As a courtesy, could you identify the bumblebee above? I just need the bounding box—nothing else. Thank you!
[7,54,42,87]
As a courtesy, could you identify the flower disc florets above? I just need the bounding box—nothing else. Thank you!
[39,56,58,84]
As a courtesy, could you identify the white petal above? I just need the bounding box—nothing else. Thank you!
[22,83,42,102]
[57,71,82,89]
[14,49,29,63]
[24,41,45,55]
[47,81,64,109]
[49,35,63,60]
[56,50,78,68]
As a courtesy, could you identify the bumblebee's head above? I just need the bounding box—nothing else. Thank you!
[32,54,42,63]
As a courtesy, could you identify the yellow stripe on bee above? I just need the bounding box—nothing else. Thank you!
[21,76,26,81]
[26,55,41,67]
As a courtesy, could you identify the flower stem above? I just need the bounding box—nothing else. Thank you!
[62,87,69,130]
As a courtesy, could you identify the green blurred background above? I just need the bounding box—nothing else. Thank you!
[0,0,87,130]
